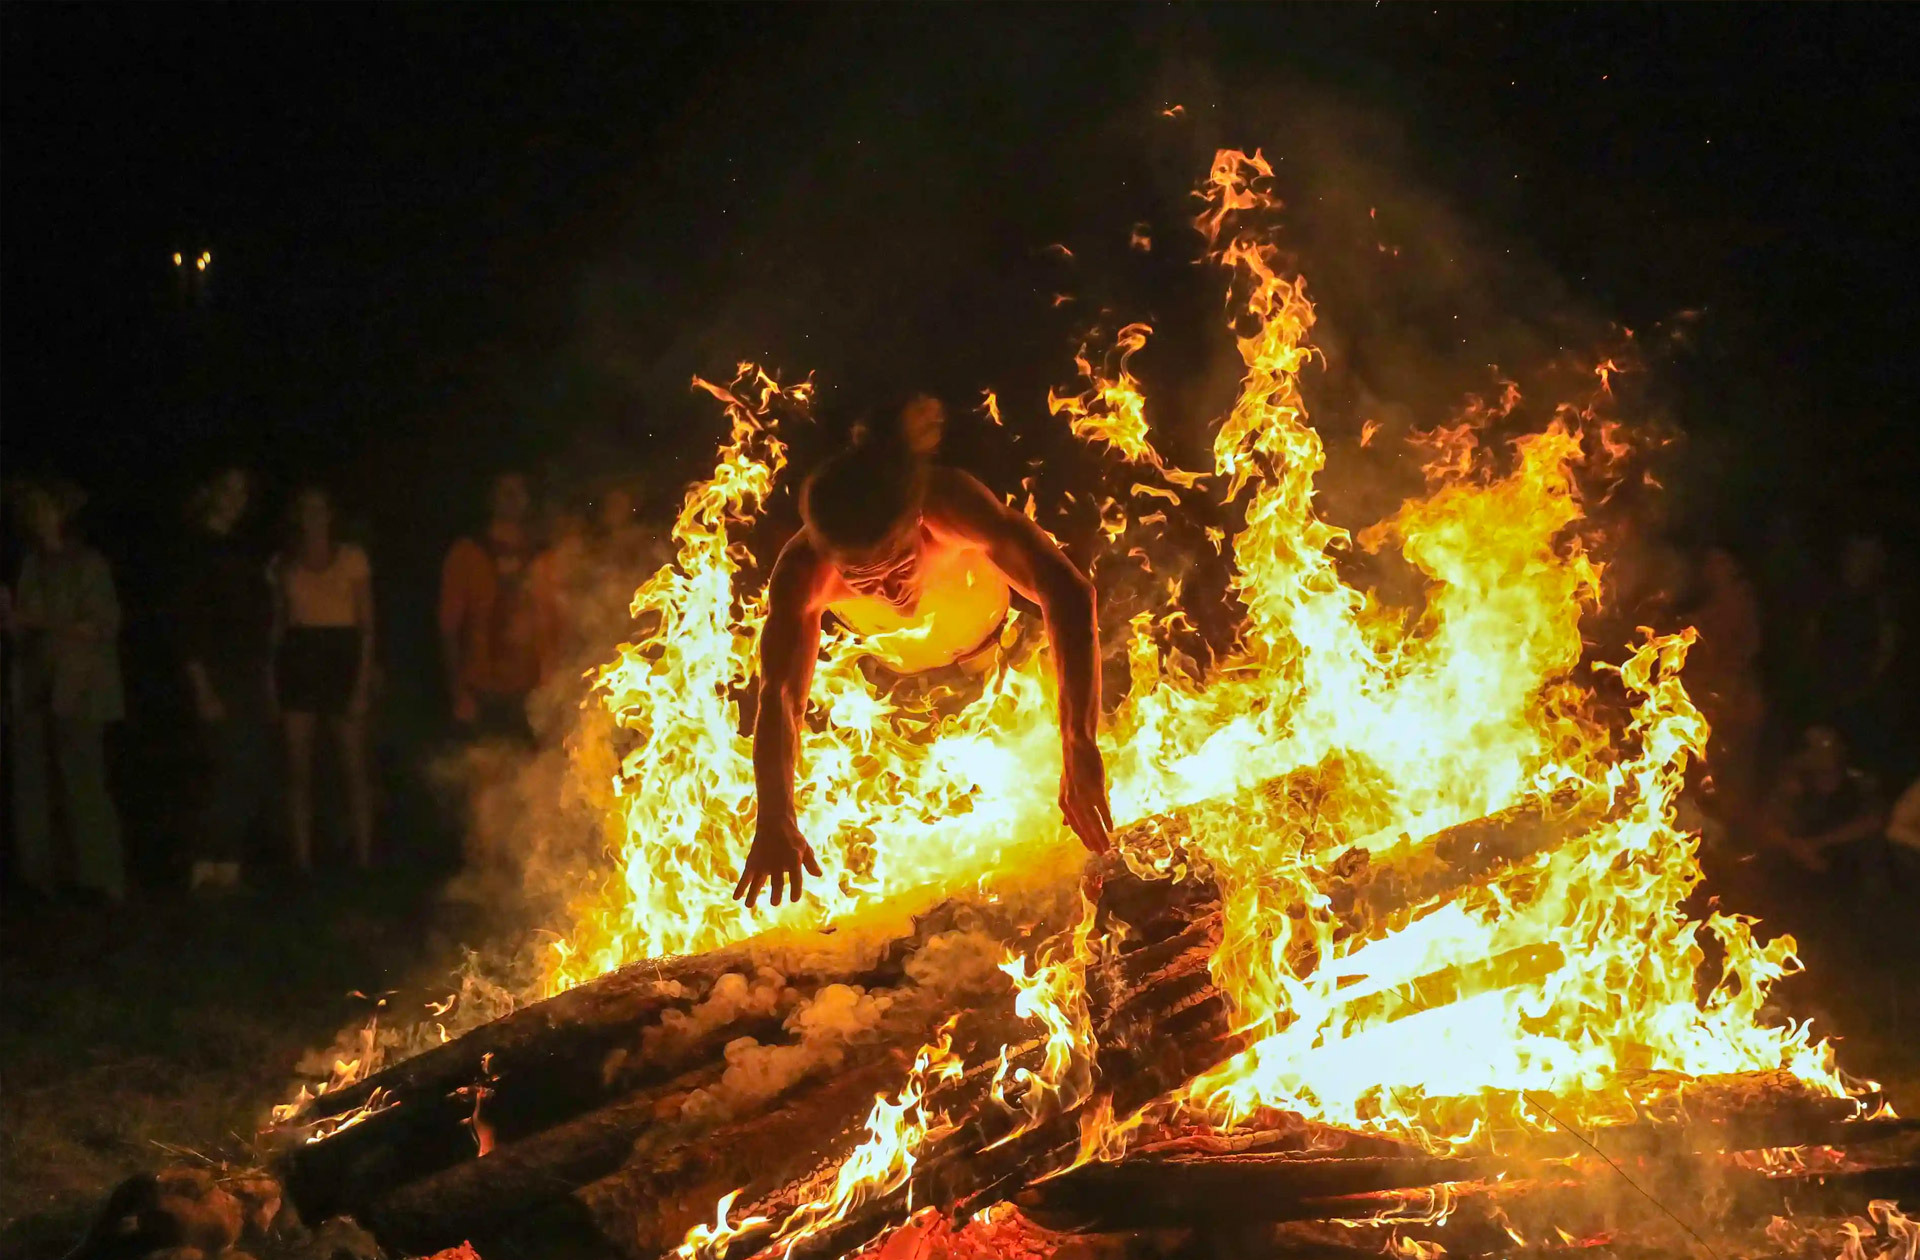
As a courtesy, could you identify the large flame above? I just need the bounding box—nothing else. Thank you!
[559,149,1843,1182]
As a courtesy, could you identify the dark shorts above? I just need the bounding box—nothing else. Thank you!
[277,626,362,716]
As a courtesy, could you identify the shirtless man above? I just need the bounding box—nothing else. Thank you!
[735,396,1112,909]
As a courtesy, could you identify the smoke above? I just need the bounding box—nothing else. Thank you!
[1151,75,1692,642]
[429,42,1707,1009]
[424,513,677,984]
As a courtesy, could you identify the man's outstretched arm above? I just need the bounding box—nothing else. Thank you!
[739,536,828,908]
[930,469,1111,851]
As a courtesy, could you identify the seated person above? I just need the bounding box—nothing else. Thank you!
[1761,725,1887,875]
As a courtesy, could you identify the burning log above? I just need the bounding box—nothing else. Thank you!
[671,935,1579,1259]
[285,922,945,1135]
[277,898,1027,1229]
[1019,1122,1920,1238]
[275,782,1627,1258]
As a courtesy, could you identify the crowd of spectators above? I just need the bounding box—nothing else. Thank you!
[1,471,1912,948]
[2,469,665,903]
[1679,529,1917,998]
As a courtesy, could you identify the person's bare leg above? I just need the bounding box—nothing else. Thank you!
[333,715,374,869]
[284,712,317,872]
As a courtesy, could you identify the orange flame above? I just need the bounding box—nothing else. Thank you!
[562,148,1847,1212]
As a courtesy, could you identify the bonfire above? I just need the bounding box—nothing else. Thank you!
[272,151,1917,1260]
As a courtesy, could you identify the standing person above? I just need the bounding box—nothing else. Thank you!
[1806,534,1902,774]
[272,488,376,871]
[438,472,543,739]
[1761,726,1887,878]
[1687,546,1766,809]
[178,468,275,892]
[6,480,126,904]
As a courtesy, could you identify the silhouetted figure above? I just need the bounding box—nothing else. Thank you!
[272,487,376,871]
[6,480,125,903]
[439,472,541,740]
[1888,775,1920,893]
[1686,546,1765,808]
[178,468,275,892]
[1806,534,1902,772]
[1762,725,1887,891]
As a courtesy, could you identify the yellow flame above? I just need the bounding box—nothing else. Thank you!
[985,900,1101,1148]
[1048,322,1162,470]
[672,1190,768,1260]
[1834,1200,1918,1260]
[561,148,1845,1179]
[679,1019,966,1258]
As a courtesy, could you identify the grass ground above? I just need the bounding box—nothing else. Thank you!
[0,871,506,1259]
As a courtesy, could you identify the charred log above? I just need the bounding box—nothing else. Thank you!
[278,900,1005,1228]
[280,783,1662,1260]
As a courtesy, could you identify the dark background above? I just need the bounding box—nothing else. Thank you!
[4,4,1917,876]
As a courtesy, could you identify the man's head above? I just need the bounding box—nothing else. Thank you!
[545,498,588,552]
[800,395,945,610]
[1798,724,1849,784]
[598,485,638,534]
[290,486,333,543]
[491,472,531,526]
[195,467,252,535]
[11,479,84,550]
[1701,546,1741,591]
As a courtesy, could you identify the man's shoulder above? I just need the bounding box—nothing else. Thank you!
[444,536,489,564]
[923,465,1002,522]
[770,531,836,602]
[440,537,493,588]
[926,464,990,495]
[772,530,827,574]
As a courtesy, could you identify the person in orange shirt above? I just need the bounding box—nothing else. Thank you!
[439,472,543,739]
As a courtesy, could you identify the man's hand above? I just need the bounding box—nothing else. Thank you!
[735,813,823,909]
[1060,735,1113,854]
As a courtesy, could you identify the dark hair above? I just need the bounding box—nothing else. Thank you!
[186,466,251,528]
[284,485,333,540]
[6,476,87,525]
[800,395,945,553]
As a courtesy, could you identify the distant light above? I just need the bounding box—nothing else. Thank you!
[172,252,183,266]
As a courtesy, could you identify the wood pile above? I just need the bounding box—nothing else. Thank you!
[275,778,1918,1260]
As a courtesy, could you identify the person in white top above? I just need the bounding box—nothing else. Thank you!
[271,487,375,871]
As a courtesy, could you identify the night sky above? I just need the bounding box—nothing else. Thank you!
[8,6,1918,508]
[5,6,1918,790]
